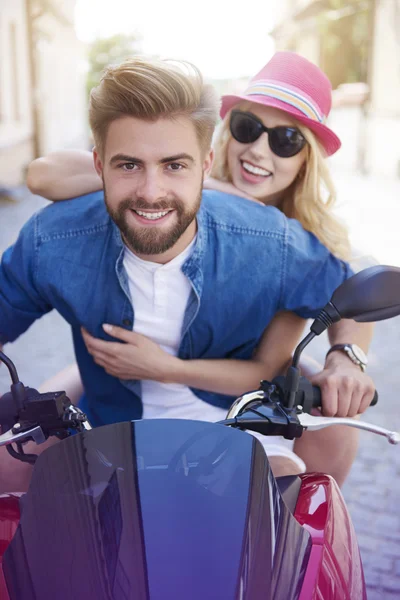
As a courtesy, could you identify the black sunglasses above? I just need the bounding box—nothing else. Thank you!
[229,110,307,158]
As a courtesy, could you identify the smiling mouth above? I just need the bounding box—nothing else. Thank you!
[132,209,173,221]
[241,161,272,177]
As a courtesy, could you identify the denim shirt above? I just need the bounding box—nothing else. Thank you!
[0,190,352,426]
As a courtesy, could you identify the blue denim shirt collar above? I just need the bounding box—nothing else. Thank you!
[112,220,130,302]
[181,204,207,292]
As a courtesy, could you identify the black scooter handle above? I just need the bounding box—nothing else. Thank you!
[311,386,378,409]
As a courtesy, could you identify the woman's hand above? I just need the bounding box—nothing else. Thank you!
[204,177,263,204]
[81,325,180,382]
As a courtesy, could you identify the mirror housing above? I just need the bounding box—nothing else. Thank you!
[310,265,400,336]
[329,265,400,322]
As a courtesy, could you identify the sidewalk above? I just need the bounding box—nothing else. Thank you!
[0,176,399,596]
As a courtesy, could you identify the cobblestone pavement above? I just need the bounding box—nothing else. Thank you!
[0,172,399,597]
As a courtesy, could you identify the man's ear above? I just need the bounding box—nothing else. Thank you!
[93,148,103,177]
[203,148,214,178]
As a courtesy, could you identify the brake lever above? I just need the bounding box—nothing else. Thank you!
[297,412,400,445]
[0,425,46,448]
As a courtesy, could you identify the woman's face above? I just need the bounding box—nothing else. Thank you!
[226,104,307,205]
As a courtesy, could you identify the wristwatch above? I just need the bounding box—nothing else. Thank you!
[326,344,368,372]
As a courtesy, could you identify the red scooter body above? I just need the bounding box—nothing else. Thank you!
[296,473,366,600]
[0,469,366,599]
[0,496,20,600]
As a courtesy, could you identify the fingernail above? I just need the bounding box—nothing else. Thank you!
[103,324,113,333]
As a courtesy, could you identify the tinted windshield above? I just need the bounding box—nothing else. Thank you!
[3,420,310,599]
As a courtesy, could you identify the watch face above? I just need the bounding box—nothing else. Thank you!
[349,344,368,365]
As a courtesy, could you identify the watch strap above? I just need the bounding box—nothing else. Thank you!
[326,344,367,371]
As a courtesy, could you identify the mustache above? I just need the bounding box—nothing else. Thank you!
[118,197,183,212]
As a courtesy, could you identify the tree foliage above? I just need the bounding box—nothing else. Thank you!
[317,0,373,88]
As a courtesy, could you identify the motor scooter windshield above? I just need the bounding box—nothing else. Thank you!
[3,419,310,600]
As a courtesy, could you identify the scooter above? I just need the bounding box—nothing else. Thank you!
[0,265,399,600]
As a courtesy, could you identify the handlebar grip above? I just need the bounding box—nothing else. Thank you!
[0,387,41,432]
[312,386,378,408]
[370,390,379,406]
[311,386,321,408]
[0,392,18,432]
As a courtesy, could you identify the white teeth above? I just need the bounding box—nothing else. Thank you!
[242,161,271,177]
[135,210,170,220]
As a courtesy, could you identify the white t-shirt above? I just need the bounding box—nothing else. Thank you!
[123,239,226,422]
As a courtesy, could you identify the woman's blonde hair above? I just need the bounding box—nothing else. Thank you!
[89,56,220,158]
[211,106,351,261]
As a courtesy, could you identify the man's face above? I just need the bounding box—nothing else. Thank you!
[94,115,213,262]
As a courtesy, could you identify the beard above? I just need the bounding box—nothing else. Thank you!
[104,183,202,256]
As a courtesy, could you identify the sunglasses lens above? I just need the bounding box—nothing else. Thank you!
[230,111,307,157]
[230,112,262,144]
[270,128,306,158]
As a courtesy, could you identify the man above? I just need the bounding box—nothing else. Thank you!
[0,57,374,491]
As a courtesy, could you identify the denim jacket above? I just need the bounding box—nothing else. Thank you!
[0,190,352,426]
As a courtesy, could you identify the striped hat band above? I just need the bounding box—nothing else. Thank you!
[244,81,325,124]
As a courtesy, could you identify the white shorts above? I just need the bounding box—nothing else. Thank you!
[248,431,306,473]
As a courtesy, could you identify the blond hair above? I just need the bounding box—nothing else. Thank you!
[211,108,351,261]
[89,56,219,157]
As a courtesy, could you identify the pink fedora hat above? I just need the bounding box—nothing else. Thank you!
[220,51,341,156]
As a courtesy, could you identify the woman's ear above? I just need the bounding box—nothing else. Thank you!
[297,162,306,180]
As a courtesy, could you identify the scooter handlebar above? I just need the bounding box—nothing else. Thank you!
[268,375,378,413]
[311,386,378,409]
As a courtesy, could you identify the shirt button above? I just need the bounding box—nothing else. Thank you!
[122,318,132,328]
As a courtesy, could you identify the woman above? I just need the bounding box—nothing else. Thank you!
[27,52,375,484]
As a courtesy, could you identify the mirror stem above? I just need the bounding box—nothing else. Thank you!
[0,351,20,384]
[310,302,341,335]
[0,351,27,411]
[292,331,316,369]
[285,331,316,409]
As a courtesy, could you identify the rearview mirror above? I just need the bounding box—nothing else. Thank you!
[329,264,400,322]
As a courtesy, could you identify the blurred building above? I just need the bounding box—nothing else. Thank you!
[0,0,87,186]
[271,0,400,178]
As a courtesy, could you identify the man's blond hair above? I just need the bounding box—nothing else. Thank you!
[89,56,220,157]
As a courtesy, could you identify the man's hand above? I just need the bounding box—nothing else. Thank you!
[309,352,375,418]
[81,325,179,382]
